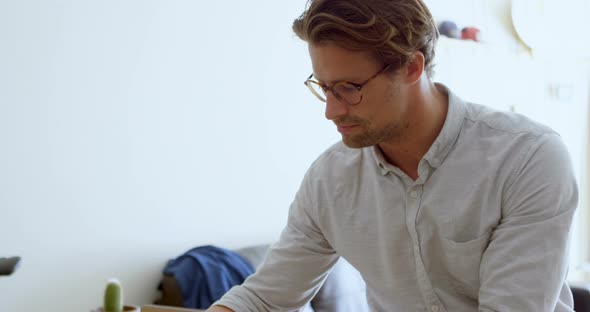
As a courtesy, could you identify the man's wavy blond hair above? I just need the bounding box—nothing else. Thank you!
[293,0,439,77]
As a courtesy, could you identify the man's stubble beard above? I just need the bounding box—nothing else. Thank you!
[341,118,409,148]
[341,84,409,148]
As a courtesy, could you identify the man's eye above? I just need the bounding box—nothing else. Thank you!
[337,83,358,94]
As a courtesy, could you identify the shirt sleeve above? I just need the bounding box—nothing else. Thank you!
[478,132,578,311]
[213,167,340,311]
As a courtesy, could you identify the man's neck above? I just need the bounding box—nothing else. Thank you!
[378,81,448,180]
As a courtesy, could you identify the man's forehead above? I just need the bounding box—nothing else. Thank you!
[308,43,379,83]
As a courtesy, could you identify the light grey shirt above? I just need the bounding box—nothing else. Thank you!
[216,85,578,311]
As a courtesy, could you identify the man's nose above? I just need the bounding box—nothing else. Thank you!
[324,91,348,121]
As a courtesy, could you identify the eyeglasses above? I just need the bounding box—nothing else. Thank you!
[304,64,391,105]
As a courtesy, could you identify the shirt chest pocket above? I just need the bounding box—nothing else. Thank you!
[439,231,491,297]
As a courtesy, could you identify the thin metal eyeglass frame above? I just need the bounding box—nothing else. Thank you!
[304,64,392,105]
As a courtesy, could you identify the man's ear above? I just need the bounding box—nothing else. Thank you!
[403,51,425,85]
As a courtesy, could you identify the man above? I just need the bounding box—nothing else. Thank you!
[208,0,578,311]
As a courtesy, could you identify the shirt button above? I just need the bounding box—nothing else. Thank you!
[431,305,440,312]
[410,191,418,198]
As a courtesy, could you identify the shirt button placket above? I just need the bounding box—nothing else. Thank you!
[407,186,443,312]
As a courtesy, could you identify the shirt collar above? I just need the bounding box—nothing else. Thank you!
[371,83,466,175]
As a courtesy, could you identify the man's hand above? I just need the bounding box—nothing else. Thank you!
[206,305,234,312]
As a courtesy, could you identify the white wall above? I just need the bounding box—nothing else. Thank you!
[1,1,588,311]
[0,1,339,311]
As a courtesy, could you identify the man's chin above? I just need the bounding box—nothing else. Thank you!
[341,135,373,149]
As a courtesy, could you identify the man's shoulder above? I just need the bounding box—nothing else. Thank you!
[308,141,369,173]
[314,140,364,162]
[321,141,354,157]
[463,102,556,139]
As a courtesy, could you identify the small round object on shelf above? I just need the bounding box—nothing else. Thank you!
[461,27,481,42]
[438,21,460,39]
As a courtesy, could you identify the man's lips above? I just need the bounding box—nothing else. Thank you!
[336,124,358,134]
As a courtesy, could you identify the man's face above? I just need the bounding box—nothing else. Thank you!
[308,43,410,148]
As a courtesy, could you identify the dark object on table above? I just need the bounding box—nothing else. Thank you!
[438,21,460,39]
[0,256,21,276]
[572,284,590,312]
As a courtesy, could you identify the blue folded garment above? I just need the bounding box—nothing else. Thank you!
[163,245,255,309]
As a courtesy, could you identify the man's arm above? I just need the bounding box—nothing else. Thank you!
[206,305,233,312]
[478,133,578,311]
[211,168,340,311]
